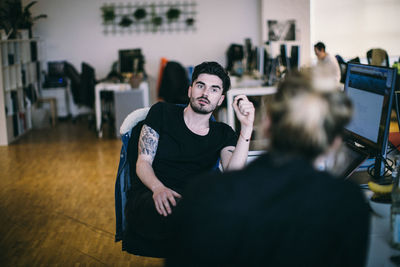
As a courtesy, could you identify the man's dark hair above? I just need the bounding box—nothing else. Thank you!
[314,42,326,51]
[191,61,231,94]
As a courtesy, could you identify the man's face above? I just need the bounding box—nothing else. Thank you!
[314,47,324,60]
[188,73,225,115]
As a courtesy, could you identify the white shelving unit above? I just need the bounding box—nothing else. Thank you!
[0,38,41,145]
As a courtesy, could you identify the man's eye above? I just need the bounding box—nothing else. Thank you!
[197,84,203,89]
[212,88,218,92]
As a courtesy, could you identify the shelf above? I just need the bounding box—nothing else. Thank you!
[1,38,40,145]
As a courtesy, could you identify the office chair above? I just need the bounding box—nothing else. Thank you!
[158,61,189,104]
[64,62,81,104]
[335,55,347,84]
[366,48,389,67]
[115,106,221,257]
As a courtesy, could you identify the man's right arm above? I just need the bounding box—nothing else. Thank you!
[136,124,181,216]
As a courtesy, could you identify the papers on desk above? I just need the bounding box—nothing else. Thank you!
[96,83,131,91]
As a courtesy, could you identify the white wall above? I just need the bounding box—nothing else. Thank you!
[24,0,261,82]
[261,0,311,66]
[311,0,400,63]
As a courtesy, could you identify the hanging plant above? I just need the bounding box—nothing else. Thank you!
[166,8,181,22]
[0,1,47,39]
[185,18,195,26]
[119,16,133,27]
[151,16,163,27]
[133,8,147,20]
[101,6,115,23]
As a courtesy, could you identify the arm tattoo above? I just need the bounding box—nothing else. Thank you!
[139,124,159,160]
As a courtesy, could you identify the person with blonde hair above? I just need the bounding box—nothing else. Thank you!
[166,72,370,267]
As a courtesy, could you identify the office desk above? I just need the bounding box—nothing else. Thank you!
[95,81,149,137]
[348,171,399,267]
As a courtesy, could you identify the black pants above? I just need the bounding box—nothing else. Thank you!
[125,188,180,240]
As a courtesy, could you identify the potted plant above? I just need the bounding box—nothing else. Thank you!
[133,8,147,21]
[101,5,116,24]
[119,16,133,27]
[166,8,181,22]
[0,1,47,39]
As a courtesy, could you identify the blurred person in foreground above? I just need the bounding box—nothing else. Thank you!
[166,71,370,267]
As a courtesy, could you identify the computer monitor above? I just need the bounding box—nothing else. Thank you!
[118,49,144,74]
[280,44,290,71]
[290,45,299,70]
[343,63,397,179]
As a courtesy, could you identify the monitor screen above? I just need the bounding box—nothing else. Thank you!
[344,63,397,155]
[118,49,144,74]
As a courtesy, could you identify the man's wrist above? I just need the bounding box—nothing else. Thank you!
[151,183,163,192]
[240,127,253,139]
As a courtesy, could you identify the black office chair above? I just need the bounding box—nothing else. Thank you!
[366,48,389,67]
[64,62,81,104]
[335,54,347,84]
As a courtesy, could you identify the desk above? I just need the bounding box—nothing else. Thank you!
[95,81,149,137]
[349,171,400,267]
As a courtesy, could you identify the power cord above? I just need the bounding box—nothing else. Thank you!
[367,156,394,179]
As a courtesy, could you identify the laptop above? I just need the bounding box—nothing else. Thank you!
[325,142,370,179]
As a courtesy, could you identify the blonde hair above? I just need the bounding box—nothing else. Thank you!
[268,72,352,160]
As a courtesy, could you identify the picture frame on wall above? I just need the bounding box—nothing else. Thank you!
[267,20,296,41]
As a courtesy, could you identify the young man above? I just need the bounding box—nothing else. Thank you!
[314,41,341,85]
[124,61,255,256]
[167,72,370,266]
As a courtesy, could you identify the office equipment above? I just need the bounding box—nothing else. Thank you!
[80,62,96,108]
[95,82,149,138]
[118,49,145,74]
[226,44,244,76]
[290,45,299,70]
[45,61,67,87]
[343,63,397,180]
[280,44,290,71]
[326,142,369,178]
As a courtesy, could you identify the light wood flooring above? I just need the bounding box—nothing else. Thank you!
[0,119,164,266]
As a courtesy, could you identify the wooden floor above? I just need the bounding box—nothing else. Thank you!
[0,119,164,266]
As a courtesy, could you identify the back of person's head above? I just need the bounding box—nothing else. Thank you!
[268,72,352,161]
[314,42,326,51]
[191,61,231,94]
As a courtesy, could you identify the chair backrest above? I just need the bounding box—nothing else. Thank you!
[366,48,389,67]
[64,62,81,103]
[80,62,96,108]
[335,55,347,83]
[120,107,151,136]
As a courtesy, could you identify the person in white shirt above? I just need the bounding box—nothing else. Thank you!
[314,42,341,87]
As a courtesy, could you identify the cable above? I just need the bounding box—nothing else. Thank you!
[367,155,394,179]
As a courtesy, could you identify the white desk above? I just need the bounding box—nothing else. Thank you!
[226,86,276,130]
[95,81,149,137]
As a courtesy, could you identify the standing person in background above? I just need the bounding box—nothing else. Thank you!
[314,42,341,86]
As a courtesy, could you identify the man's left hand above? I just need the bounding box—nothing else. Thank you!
[232,95,255,129]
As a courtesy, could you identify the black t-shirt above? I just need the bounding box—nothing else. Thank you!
[132,102,237,193]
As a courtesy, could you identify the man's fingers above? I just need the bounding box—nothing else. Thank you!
[162,199,172,214]
[172,190,182,198]
[168,194,177,207]
[159,200,168,216]
[154,201,163,215]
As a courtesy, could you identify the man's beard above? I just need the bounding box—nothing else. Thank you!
[189,97,217,115]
